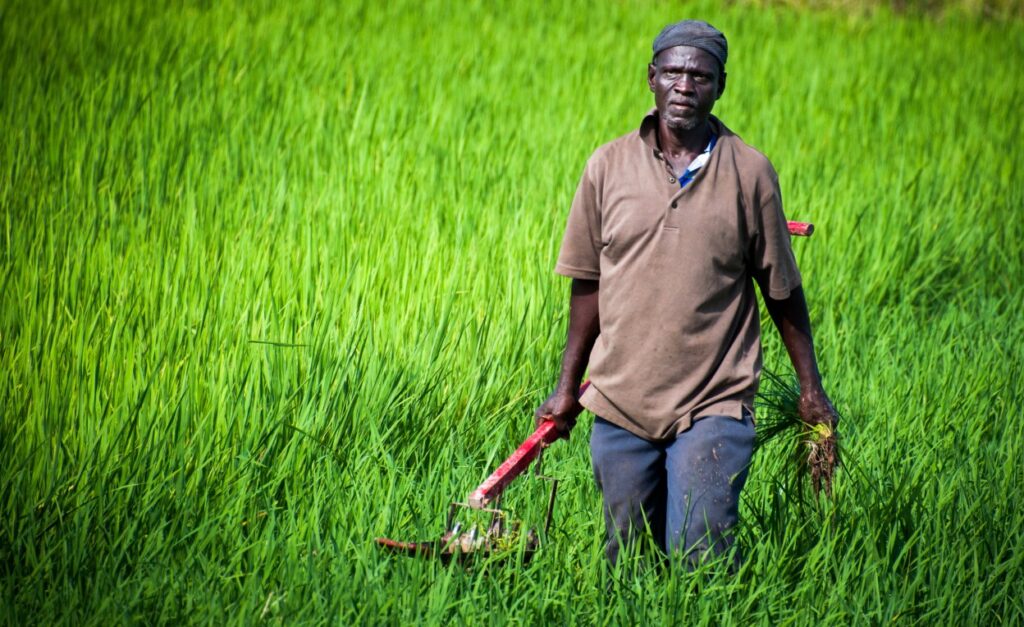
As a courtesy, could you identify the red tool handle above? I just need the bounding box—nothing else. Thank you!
[787,221,814,236]
[467,381,591,509]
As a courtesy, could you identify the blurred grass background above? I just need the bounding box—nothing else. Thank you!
[1,0,1022,623]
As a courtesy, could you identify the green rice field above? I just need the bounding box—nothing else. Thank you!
[2,0,1023,623]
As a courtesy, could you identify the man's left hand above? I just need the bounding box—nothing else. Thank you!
[797,384,840,497]
[798,385,838,428]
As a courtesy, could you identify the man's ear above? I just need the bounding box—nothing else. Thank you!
[717,71,727,99]
[647,62,657,92]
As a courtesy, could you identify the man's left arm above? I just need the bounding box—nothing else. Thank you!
[748,161,837,427]
[751,164,840,494]
[762,286,837,427]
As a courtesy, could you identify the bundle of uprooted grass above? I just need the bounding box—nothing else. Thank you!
[755,370,840,497]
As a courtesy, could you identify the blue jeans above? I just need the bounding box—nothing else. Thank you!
[590,412,755,566]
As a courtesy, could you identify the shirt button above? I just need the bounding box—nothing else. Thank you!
[671,201,678,209]
[668,177,676,183]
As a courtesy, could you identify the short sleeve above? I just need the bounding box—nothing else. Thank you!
[554,158,603,280]
[751,170,802,299]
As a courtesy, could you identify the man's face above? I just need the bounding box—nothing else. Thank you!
[647,46,726,132]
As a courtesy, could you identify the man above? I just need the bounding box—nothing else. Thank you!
[535,20,838,566]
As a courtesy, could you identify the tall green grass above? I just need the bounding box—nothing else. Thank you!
[2,0,1022,623]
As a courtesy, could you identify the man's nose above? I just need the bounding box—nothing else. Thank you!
[673,74,695,93]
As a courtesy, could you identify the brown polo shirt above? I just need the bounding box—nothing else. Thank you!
[555,111,802,441]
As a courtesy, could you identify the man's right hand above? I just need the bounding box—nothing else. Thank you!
[535,388,584,439]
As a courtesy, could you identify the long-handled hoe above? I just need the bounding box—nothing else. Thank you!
[375,382,591,563]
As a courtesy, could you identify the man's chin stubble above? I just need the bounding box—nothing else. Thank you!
[666,117,702,132]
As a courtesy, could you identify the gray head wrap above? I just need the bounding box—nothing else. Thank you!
[652,20,728,70]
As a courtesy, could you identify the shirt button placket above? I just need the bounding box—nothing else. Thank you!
[664,194,681,229]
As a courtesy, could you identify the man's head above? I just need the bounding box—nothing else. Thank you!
[648,20,728,132]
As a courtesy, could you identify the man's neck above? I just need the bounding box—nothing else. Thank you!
[656,118,712,160]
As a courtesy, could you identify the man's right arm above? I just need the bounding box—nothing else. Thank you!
[535,278,600,436]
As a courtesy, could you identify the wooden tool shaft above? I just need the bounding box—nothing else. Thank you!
[467,421,559,508]
[467,381,591,509]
